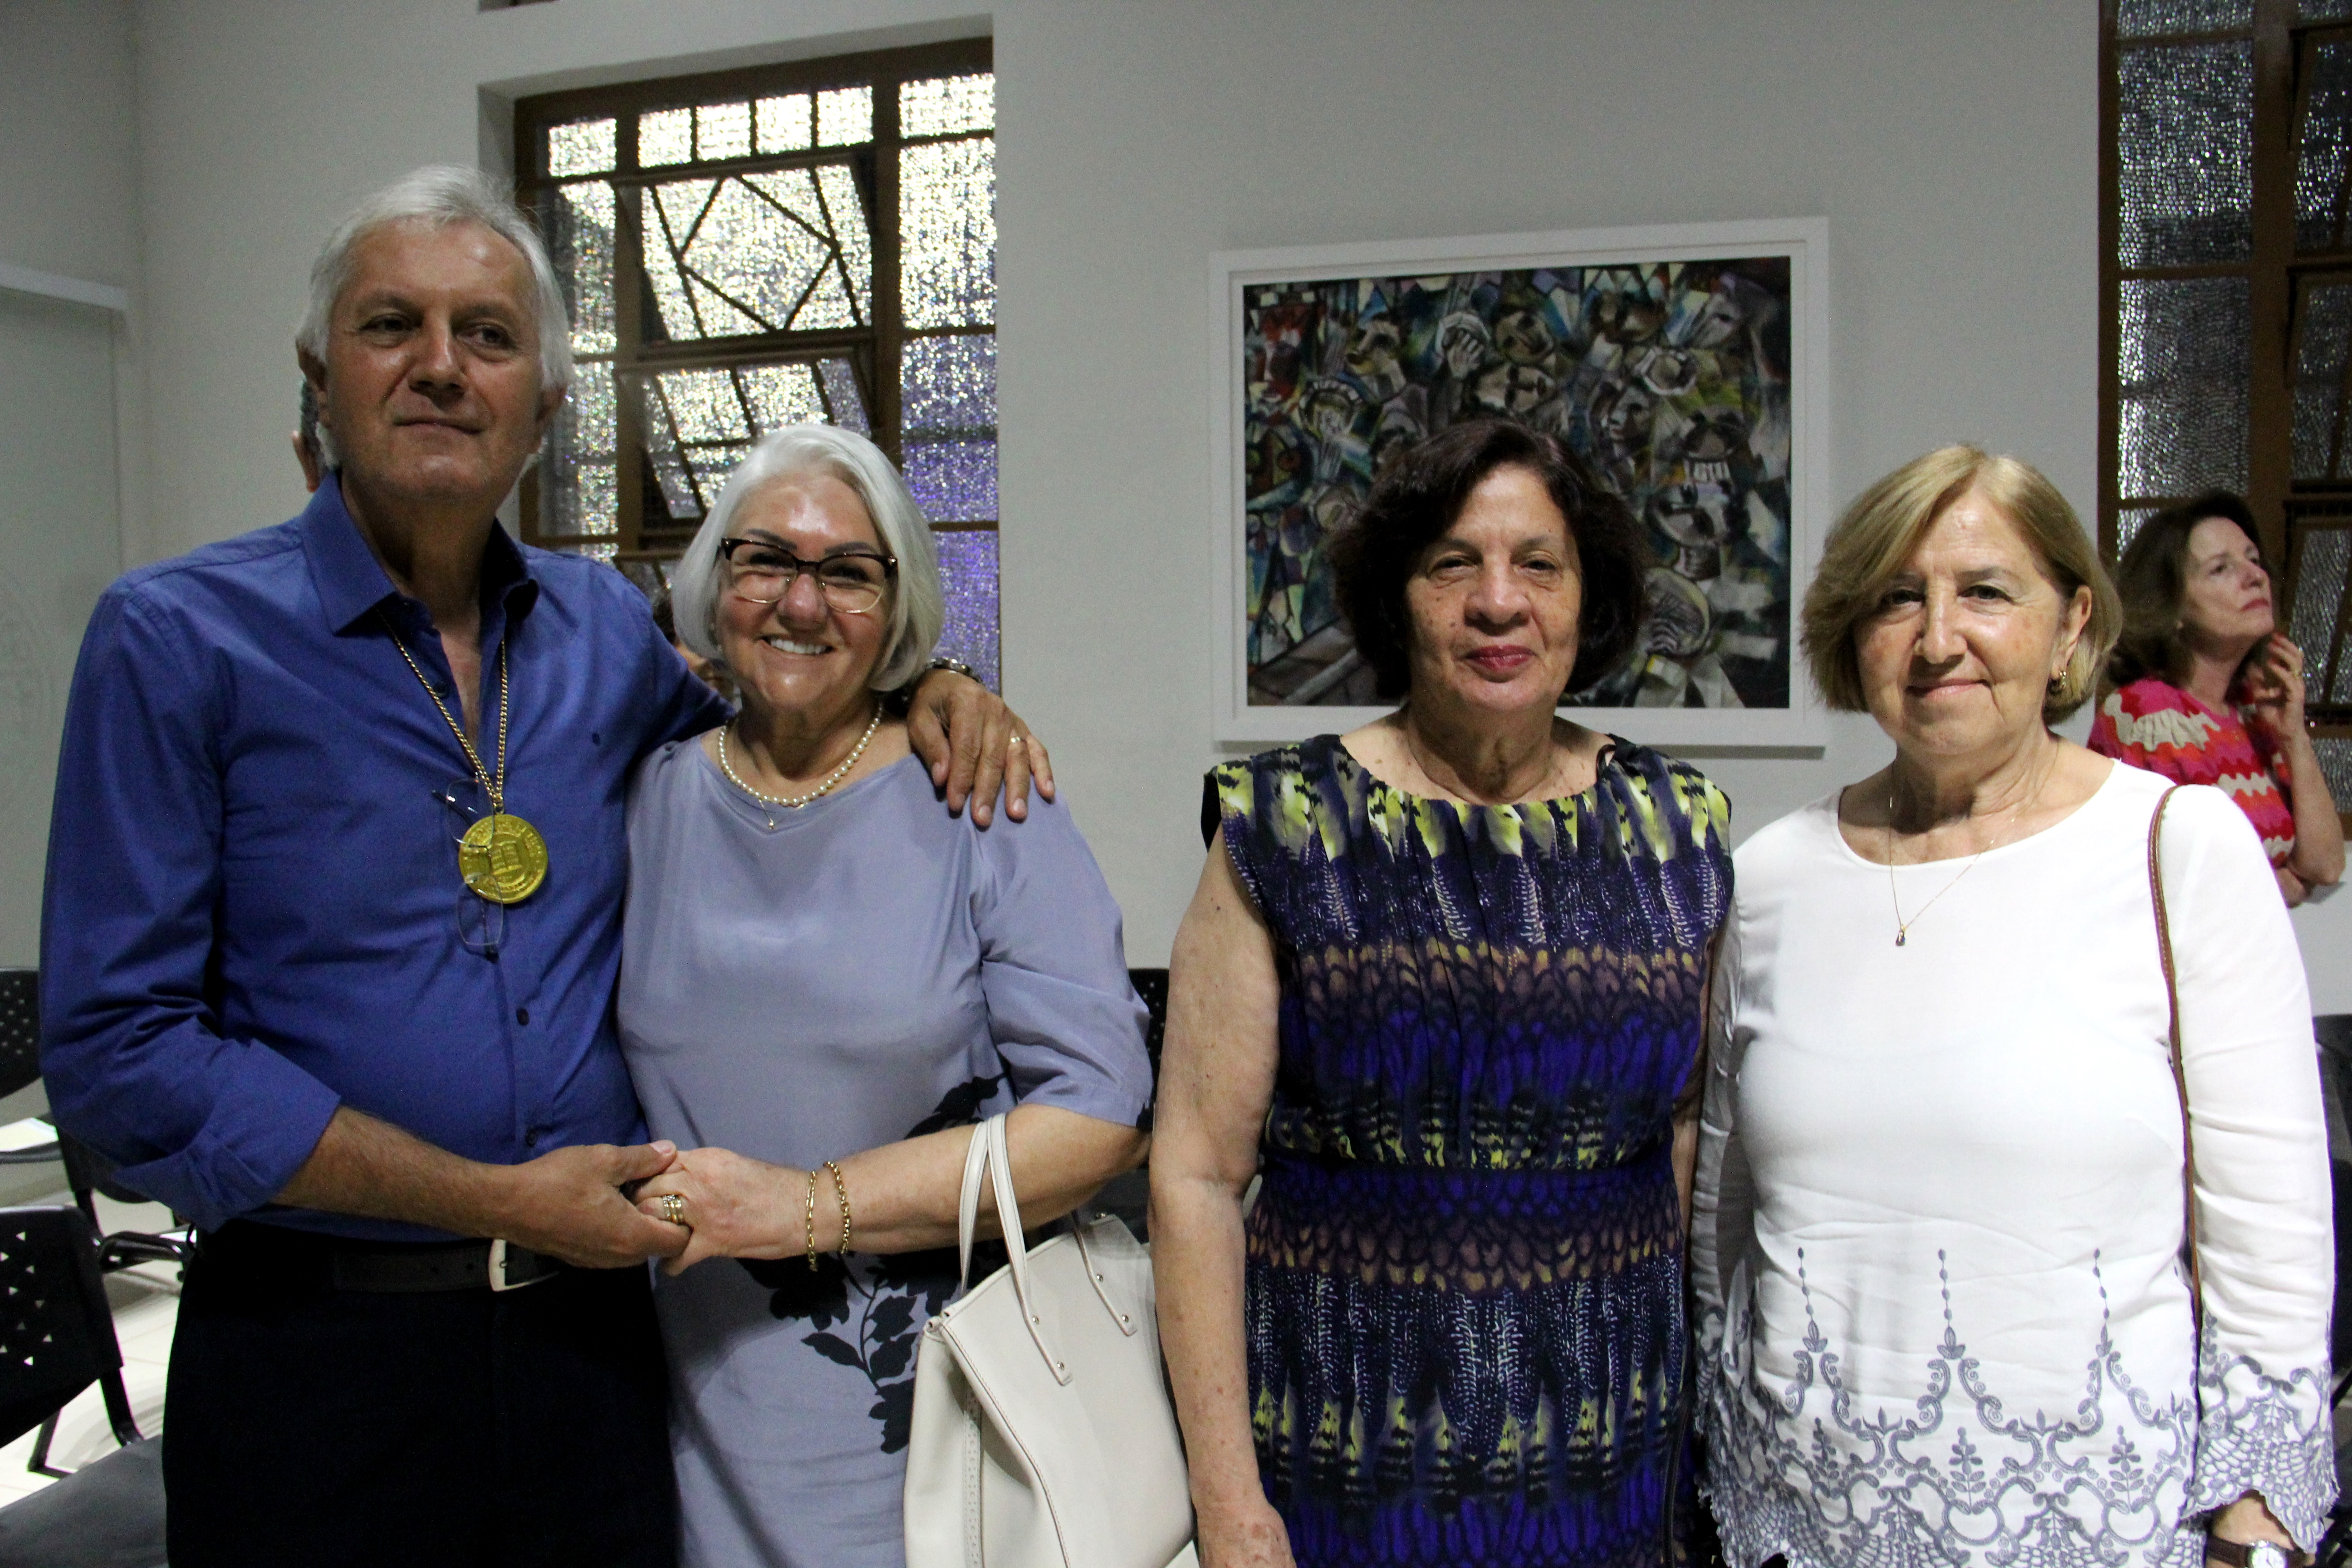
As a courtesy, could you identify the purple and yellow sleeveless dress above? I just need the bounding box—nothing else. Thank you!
[1205,735,1732,1568]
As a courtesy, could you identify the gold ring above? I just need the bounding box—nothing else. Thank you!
[657,1193,686,1225]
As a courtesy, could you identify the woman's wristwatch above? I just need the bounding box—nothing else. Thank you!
[2206,1539,2303,1568]
[883,657,980,715]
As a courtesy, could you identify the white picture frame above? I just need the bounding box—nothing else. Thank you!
[1210,217,1829,750]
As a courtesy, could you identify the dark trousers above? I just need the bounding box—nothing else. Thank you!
[162,1222,676,1568]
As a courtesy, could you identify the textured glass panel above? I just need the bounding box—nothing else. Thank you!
[2120,507,2160,550]
[626,374,700,520]
[548,182,616,355]
[817,86,872,147]
[2119,276,2251,495]
[902,334,997,431]
[819,359,868,433]
[2297,41,2352,251]
[640,108,692,167]
[685,279,762,338]
[904,439,998,522]
[696,102,750,161]
[739,362,827,430]
[547,118,614,177]
[562,540,619,562]
[683,177,828,331]
[2289,528,2351,691]
[659,368,750,443]
[544,368,617,537]
[2314,736,2352,803]
[902,138,996,328]
[2117,42,2252,265]
[688,444,750,506]
[792,267,857,330]
[742,166,829,229]
[2116,0,2251,32]
[644,180,713,338]
[2293,283,2352,480]
[902,73,995,137]
[815,165,873,322]
[757,93,811,152]
[932,529,1000,691]
[2305,0,2352,20]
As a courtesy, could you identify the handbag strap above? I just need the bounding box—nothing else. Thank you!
[956,1117,994,1289]
[2147,783,2203,1330]
[951,1113,1072,1384]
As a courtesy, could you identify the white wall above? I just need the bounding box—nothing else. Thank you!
[112,0,2349,1002]
[0,0,139,289]
[0,0,138,974]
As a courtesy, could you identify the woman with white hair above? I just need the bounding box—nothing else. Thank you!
[617,424,1154,1568]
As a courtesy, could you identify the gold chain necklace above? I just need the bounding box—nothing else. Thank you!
[1884,784,2029,947]
[717,703,883,815]
[382,613,548,905]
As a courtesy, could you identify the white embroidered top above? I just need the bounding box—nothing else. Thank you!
[1692,763,2334,1568]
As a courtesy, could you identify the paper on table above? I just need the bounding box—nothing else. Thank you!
[0,1117,58,1153]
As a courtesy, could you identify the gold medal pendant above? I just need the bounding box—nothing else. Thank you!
[458,812,549,905]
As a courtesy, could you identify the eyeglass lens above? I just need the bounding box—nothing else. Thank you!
[725,543,889,611]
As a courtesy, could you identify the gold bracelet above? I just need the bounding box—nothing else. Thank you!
[824,1159,853,1255]
[804,1166,820,1272]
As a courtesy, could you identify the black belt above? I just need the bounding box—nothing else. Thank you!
[197,1221,569,1294]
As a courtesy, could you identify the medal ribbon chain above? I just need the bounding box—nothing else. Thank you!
[382,610,510,814]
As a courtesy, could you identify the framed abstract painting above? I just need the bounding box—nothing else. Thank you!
[1210,218,1829,748]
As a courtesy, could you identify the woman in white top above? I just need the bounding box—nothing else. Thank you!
[1691,446,2333,1568]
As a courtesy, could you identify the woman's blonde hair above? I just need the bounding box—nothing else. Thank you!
[1800,446,2121,722]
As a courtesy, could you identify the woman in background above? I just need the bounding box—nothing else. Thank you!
[2091,490,2343,904]
[1154,419,1732,1568]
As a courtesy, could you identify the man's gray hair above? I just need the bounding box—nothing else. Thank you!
[671,424,944,692]
[298,165,573,393]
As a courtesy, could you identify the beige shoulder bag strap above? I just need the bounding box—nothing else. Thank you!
[2147,783,2202,1329]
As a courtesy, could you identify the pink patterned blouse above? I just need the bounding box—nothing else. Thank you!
[2088,675,2297,866]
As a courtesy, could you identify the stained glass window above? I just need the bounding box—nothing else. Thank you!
[519,41,1001,687]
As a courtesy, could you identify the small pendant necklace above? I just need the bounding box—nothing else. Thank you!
[1884,784,2033,946]
[717,703,884,818]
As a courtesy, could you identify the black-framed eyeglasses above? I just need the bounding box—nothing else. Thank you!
[720,537,897,615]
[434,777,505,957]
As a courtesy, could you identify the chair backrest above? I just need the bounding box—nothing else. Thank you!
[1127,968,1168,1084]
[0,1207,119,1450]
[0,974,38,1105]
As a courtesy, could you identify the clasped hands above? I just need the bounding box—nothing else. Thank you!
[489,1140,796,1274]
[631,1145,804,1277]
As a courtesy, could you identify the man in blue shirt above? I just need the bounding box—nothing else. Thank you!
[40,166,1048,1568]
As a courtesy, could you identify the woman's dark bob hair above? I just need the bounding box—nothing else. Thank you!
[2106,490,2264,689]
[1328,419,1652,701]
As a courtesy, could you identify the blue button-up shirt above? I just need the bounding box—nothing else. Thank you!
[39,480,727,1239]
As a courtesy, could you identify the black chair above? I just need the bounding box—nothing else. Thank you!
[0,970,189,1277]
[1089,968,1170,1239]
[0,1207,142,1478]
[0,1205,162,1566]
[0,973,59,1170]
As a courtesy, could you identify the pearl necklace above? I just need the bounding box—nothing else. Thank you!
[717,703,883,812]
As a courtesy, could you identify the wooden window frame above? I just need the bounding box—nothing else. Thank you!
[512,36,995,572]
[2101,1,2352,821]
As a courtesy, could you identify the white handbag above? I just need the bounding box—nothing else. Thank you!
[903,1114,1198,1568]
